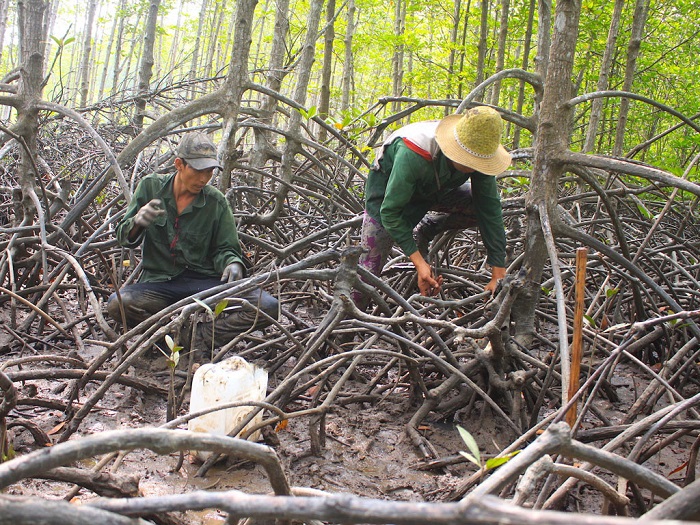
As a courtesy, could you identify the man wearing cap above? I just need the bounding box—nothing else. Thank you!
[107,132,278,346]
[355,106,511,307]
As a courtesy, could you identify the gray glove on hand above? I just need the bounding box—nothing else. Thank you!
[134,199,165,228]
[221,262,245,282]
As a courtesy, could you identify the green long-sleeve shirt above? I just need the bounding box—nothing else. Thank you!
[365,138,506,267]
[115,173,245,282]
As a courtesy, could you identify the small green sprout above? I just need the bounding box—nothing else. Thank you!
[457,426,520,471]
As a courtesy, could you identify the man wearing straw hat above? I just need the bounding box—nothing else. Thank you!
[354,106,511,308]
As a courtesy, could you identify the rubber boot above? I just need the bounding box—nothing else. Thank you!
[414,213,479,257]
[414,213,450,257]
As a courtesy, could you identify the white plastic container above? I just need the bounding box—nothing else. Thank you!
[188,356,268,460]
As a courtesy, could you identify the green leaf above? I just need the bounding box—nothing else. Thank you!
[457,426,481,465]
[214,299,229,318]
[458,451,481,468]
[605,288,619,298]
[636,202,653,220]
[485,450,520,470]
[583,314,596,328]
[193,298,213,315]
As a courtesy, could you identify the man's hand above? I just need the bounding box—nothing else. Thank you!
[485,266,506,294]
[410,251,443,296]
[221,262,245,282]
[134,199,165,228]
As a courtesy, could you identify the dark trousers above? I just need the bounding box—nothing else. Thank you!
[107,270,278,347]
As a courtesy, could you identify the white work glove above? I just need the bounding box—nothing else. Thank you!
[134,199,165,228]
[221,262,245,283]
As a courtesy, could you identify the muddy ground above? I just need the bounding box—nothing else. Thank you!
[1,308,693,524]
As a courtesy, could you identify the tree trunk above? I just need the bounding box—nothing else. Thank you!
[189,0,209,99]
[218,0,259,189]
[133,0,161,132]
[613,0,649,156]
[474,0,489,98]
[513,0,536,149]
[167,0,184,74]
[0,0,10,63]
[340,0,355,113]
[111,5,127,95]
[583,0,624,153]
[121,12,143,95]
[535,0,552,79]
[317,0,336,143]
[15,0,49,282]
[204,0,225,78]
[447,0,461,101]
[490,0,510,106]
[95,0,121,103]
[263,0,324,220]
[78,0,98,108]
[247,0,291,182]
[513,0,580,350]
[456,0,472,100]
[391,0,405,112]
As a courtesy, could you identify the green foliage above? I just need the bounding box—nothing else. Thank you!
[50,35,76,48]
[457,426,520,472]
[297,106,318,120]
[605,287,619,299]
[194,298,229,360]
[1,442,16,463]
[163,334,182,369]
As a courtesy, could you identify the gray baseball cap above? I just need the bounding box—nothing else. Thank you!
[176,132,222,171]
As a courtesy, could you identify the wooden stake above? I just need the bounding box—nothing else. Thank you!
[566,247,588,428]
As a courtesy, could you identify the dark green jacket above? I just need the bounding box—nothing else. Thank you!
[116,173,245,282]
[365,138,506,267]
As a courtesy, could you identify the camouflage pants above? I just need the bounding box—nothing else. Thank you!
[353,182,478,308]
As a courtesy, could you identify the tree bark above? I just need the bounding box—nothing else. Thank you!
[490,0,510,106]
[204,0,225,78]
[219,0,259,189]
[0,0,10,63]
[111,3,127,94]
[474,0,489,98]
[15,0,48,226]
[613,0,649,156]
[514,0,581,350]
[391,0,405,112]
[133,0,161,131]
[513,0,536,149]
[166,0,184,74]
[456,0,472,100]
[95,0,120,103]
[340,0,356,112]
[265,0,324,220]
[189,0,209,99]
[78,0,98,108]
[317,0,336,143]
[582,0,624,153]
[248,0,291,180]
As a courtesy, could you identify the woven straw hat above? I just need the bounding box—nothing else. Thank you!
[435,106,511,176]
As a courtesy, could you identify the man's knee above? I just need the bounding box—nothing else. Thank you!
[256,291,279,322]
[106,291,124,322]
[106,287,163,325]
